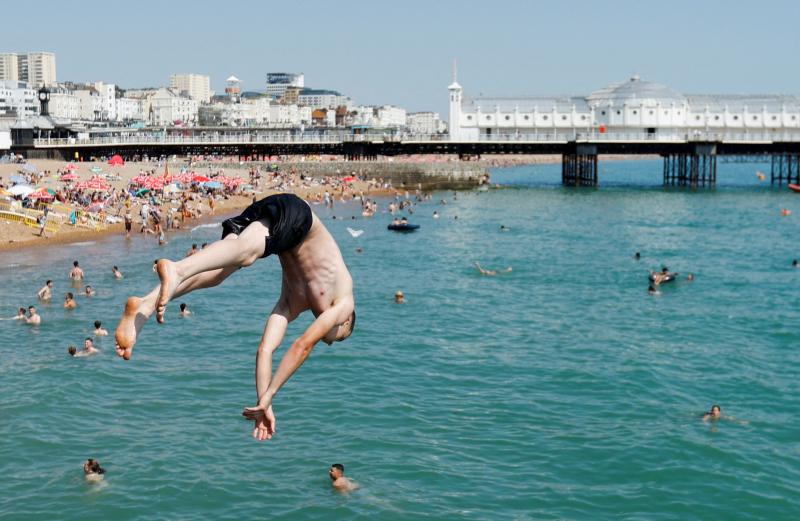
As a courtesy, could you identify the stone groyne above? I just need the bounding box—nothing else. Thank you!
[196,161,489,190]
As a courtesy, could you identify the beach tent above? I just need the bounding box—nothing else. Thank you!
[108,155,125,166]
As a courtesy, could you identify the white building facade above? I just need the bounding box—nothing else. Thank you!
[148,88,198,126]
[407,112,444,134]
[266,72,304,99]
[297,89,350,109]
[48,87,82,120]
[449,76,800,140]
[0,53,19,81]
[0,80,37,119]
[170,73,211,103]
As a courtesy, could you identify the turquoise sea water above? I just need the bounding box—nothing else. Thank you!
[1,160,799,520]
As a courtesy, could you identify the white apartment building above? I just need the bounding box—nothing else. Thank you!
[297,88,350,109]
[170,73,211,104]
[74,89,102,121]
[116,97,144,123]
[0,53,19,81]
[17,52,56,87]
[149,88,198,126]
[93,81,117,121]
[406,112,444,134]
[0,80,37,119]
[48,87,81,120]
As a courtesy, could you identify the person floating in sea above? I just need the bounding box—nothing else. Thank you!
[793,259,799,268]
[37,280,53,301]
[686,273,695,281]
[84,285,96,297]
[433,211,440,219]
[329,464,358,492]
[2,307,27,321]
[25,305,41,325]
[115,193,356,441]
[179,303,191,317]
[649,266,677,285]
[648,285,660,296]
[112,266,123,279]
[634,252,641,260]
[69,338,99,357]
[474,262,512,276]
[94,320,108,336]
[500,225,509,232]
[64,292,77,309]
[781,208,792,217]
[394,291,405,304]
[702,405,722,421]
[83,459,105,482]
[69,260,85,281]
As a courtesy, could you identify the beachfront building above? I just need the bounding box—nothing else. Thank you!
[448,75,800,140]
[148,88,198,126]
[407,112,445,135]
[48,86,81,120]
[170,73,212,104]
[116,97,145,123]
[350,105,407,128]
[266,72,304,100]
[0,53,19,82]
[0,80,38,119]
[17,52,57,87]
[297,88,351,110]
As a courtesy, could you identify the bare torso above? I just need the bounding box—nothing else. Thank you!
[278,213,352,318]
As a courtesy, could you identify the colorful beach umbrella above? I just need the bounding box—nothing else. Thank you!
[60,172,79,181]
[192,175,211,183]
[65,163,78,170]
[108,155,125,166]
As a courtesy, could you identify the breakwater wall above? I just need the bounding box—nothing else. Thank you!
[196,161,489,190]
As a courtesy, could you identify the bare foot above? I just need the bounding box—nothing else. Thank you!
[156,259,179,323]
[115,297,151,360]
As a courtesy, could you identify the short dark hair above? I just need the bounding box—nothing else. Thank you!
[73,260,79,267]
[349,310,356,334]
[18,307,26,313]
[66,292,74,298]
[94,320,102,328]
[28,305,35,311]
[331,463,344,472]
[179,303,187,311]
[68,346,77,356]
[46,279,52,284]
[113,266,118,270]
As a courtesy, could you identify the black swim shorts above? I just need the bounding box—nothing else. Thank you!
[221,193,313,257]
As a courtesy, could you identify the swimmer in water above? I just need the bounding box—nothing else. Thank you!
[64,292,77,309]
[83,459,106,482]
[69,260,84,281]
[793,259,799,268]
[70,338,99,357]
[112,266,123,279]
[85,285,96,297]
[500,225,509,231]
[329,464,358,492]
[686,273,694,281]
[2,307,27,321]
[702,404,722,421]
[781,208,792,217]
[37,280,53,301]
[634,252,641,260]
[94,320,109,336]
[648,285,660,296]
[650,267,677,285]
[474,262,512,276]
[179,303,191,317]
[394,291,405,304]
[25,305,41,325]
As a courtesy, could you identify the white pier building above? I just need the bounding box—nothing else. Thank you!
[448,75,800,140]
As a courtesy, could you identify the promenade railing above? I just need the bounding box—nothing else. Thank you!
[32,130,800,148]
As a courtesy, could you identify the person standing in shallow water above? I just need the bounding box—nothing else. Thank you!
[69,261,84,281]
[115,193,356,441]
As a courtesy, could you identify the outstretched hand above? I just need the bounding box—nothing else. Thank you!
[243,404,276,441]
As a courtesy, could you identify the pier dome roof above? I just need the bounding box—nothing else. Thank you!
[587,76,687,106]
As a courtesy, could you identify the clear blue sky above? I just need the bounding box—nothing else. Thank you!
[2,0,798,115]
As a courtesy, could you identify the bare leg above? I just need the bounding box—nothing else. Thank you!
[156,219,268,322]
[116,266,236,359]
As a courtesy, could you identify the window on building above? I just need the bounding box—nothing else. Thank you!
[792,116,797,120]
[632,110,638,115]
[752,115,758,121]
[772,116,777,121]
[561,115,567,120]
[649,110,654,115]
[467,115,472,120]
[524,115,529,120]
[695,115,701,120]
[580,115,586,120]
[486,115,492,120]
[543,115,549,120]
[664,111,668,115]
[505,115,510,121]
[714,115,720,120]
[733,115,739,120]
[616,110,621,115]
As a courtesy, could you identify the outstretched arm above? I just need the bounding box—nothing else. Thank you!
[243,299,351,428]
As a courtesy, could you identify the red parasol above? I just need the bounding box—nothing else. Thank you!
[108,155,125,166]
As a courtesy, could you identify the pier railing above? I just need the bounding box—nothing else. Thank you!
[31,130,800,148]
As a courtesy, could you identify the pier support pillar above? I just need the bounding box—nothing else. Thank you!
[771,154,800,185]
[663,145,717,188]
[562,145,598,187]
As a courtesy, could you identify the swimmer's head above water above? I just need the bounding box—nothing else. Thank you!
[329,463,344,481]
